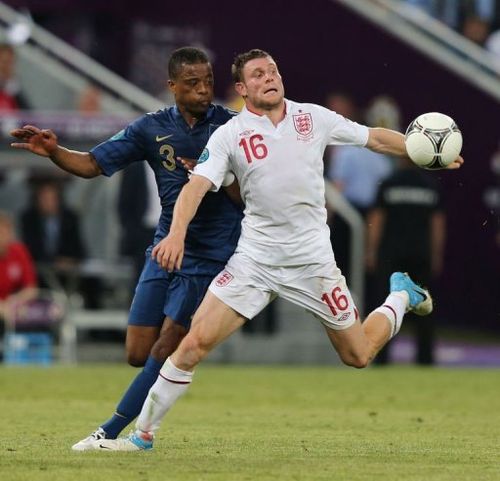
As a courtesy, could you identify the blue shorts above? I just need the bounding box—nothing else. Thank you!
[128,253,224,329]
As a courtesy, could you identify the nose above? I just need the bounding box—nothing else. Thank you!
[197,81,210,95]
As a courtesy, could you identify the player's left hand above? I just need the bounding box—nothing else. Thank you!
[178,157,197,171]
[151,232,185,272]
[445,155,464,169]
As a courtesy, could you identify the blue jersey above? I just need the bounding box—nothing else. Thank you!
[90,104,242,265]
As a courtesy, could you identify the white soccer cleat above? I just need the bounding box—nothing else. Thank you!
[71,427,108,451]
[95,432,153,451]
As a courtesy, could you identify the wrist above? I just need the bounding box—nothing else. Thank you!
[48,144,62,160]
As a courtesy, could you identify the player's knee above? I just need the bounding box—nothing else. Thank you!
[126,351,148,368]
[340,351,370,369]
[152,323,188,362]
[179,333,212,365]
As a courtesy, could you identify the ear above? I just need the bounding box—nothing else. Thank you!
[167,79,176,94]
[234,82,247,98]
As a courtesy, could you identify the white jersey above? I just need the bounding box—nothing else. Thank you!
[194,99,369,266]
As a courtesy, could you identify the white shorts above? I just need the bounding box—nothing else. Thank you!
[209,251,359,330]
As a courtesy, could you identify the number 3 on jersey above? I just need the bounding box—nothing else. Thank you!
[239,134,268,163]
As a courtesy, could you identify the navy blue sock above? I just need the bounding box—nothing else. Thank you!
[100,355,163,438]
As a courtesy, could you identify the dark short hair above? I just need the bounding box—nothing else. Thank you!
[168,47,210,79]
[231,49,271,83]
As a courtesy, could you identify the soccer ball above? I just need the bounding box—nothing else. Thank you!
[405,112,462,169]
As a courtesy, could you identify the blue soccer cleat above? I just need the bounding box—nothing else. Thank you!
[390,272,433,316]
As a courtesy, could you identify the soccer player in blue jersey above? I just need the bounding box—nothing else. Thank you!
[10,47,242,450]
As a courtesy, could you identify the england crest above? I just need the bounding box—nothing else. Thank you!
[215,270,234,287]
[293,113,313,137]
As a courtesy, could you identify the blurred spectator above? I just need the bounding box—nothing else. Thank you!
[0,43,29,110]
[366,157,445,365]
[77,84,102,114]
[462,14,491,46]
[223,84,244,112]
[325,94,394,281]
[485,28,500,67]
[20,181,86,295]
[403,0,496,31]
[403,0,460,28]
[0,211,38,346]
[118,162,160,299]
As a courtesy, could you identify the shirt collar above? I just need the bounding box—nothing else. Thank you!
[242,98,289,120]
[172,104,215,127]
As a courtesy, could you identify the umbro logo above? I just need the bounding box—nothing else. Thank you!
[156,134,173,142]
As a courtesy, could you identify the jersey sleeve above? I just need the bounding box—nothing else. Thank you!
[193,123,232,192]
[90,115,148,176]
[320,107,369,147]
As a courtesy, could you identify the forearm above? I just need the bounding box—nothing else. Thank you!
[170,175,212,238]
[367,128,408,158]
[49,146,102,178]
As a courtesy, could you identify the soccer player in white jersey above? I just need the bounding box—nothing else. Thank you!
[99,49,464,451]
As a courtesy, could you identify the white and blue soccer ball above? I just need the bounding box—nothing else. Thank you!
[405,112,462,169]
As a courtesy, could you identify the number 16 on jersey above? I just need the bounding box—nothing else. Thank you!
[239,134,268,163]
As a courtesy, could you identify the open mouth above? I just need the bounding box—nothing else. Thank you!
[263,88,278,95]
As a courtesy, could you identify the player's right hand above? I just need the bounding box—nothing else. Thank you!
[10,125,59,157]
[151,232,185,272]
[178,157,198,171]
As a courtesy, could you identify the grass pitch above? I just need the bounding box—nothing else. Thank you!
[0,364,499,481]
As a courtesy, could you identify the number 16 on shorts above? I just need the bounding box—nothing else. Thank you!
[321,286,358,326]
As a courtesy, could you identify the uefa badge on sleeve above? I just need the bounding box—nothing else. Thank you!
[198,148,210,164]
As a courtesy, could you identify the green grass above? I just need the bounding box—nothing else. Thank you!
[0,365,499,481]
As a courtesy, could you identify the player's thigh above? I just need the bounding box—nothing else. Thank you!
[172,290,246,369]
[149,274,215,360]
[190,290,247,348]
[126,325,160,366]
[163,273,215,331]
[322,319,369,364]
[126,258,171,364]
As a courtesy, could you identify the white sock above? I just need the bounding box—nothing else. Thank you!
[373,291,409,338]
[135,357,193,436]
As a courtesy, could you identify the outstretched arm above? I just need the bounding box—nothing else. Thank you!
[10,125,102,178]
[366,128,464,170]
[152,175,213,271]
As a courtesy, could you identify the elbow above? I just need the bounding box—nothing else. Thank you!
[77,164,102,179]
[79,171,99,179]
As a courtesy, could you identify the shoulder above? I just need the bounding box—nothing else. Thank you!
[123,107,172,133]
[212,104,239,122]
[212,114,238,136]
[288,99,328,116]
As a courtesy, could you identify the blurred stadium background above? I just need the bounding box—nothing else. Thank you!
[0,0,499,367]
